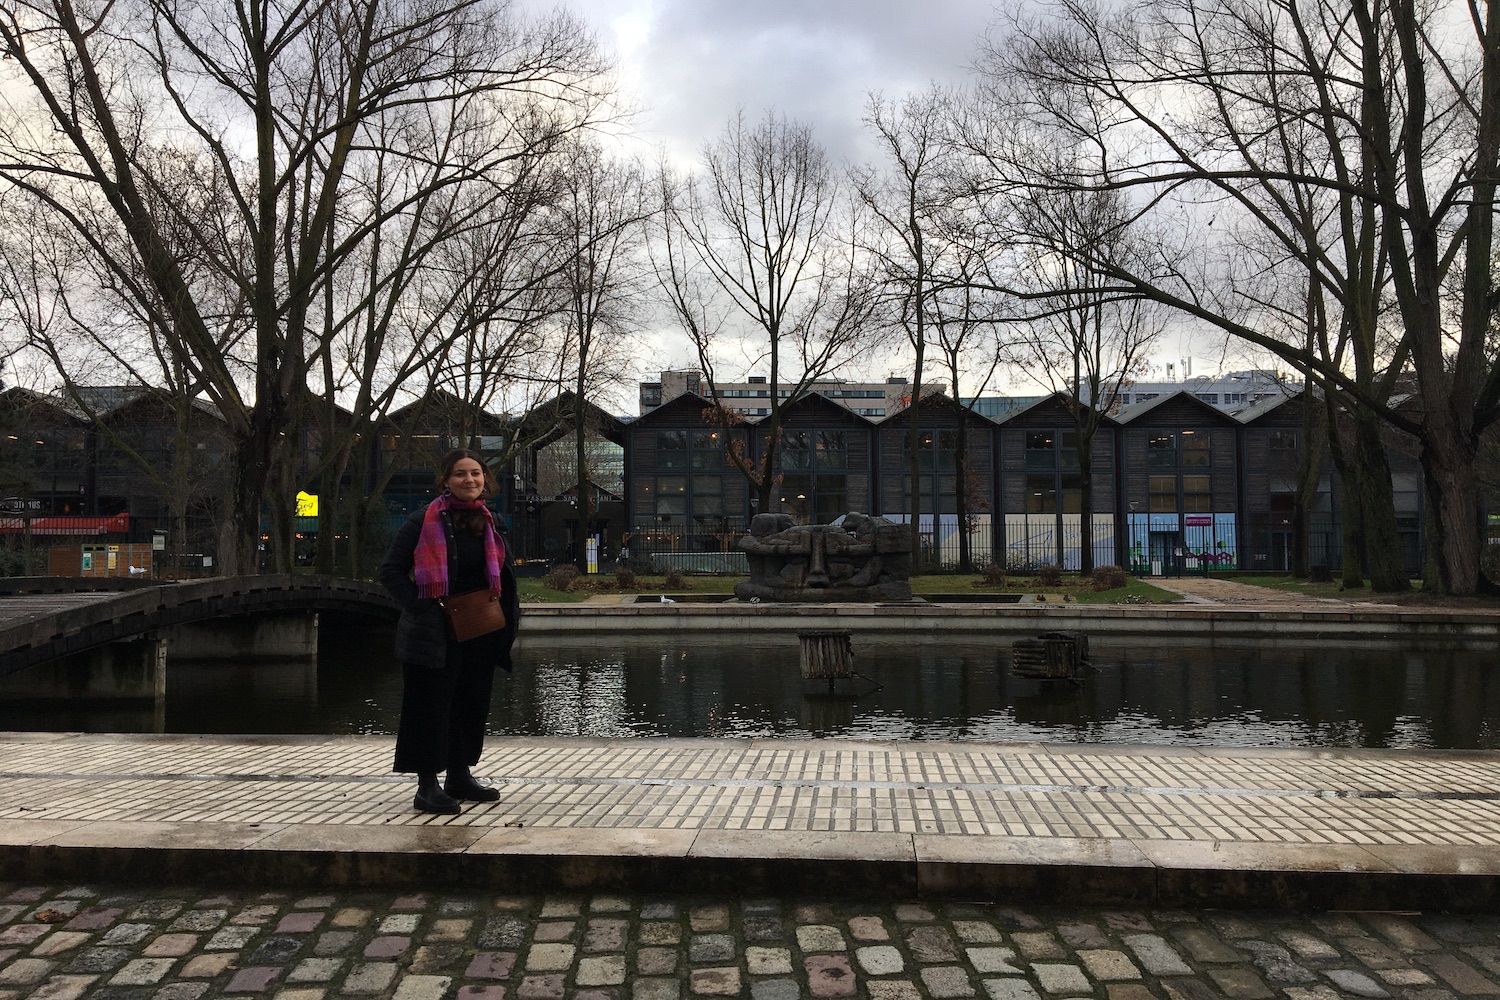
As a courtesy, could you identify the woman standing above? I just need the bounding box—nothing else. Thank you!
[380,449,520,814]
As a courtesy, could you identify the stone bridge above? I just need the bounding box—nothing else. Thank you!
[0,576,396,685]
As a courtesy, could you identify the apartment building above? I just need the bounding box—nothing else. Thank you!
[638,370,910,419]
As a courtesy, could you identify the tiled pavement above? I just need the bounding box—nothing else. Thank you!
[8,734,1500,842]
[3,734,1500,912]
[2,882,1500,999]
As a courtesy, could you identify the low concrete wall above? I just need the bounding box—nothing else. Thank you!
[167,611,319,662]
[517,601,1500,643]
[0,635,165,701]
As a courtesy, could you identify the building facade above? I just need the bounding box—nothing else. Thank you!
[4,381,1487,578]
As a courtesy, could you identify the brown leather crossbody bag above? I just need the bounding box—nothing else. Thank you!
[438,589,507,642]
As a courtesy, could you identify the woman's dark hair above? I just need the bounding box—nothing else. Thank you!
[436,448,498,536]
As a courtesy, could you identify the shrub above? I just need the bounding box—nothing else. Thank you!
[541,563,581,592]
[1036,562,1063,587]
[978,562,1008,587]
[1091,564,1128,591]
[663,567,688,589]
[613,567,637,590]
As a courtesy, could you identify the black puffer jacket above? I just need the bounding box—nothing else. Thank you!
[379,508,521,671]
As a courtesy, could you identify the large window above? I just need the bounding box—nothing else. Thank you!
[1025,430,1079,470]
[691,431,723,471]
[1025,431,1056,470]
[907,430,958,470]
[1268,429,1299,451]
[779,474,847,523]
[1147,432,1177,468]
[649,475,687,520]
[1149,475,1178,513]
[657,430,687,471]
[1060,473,1084,514]
[1183,475,1211,512]
[781,430,847,471]
[1180,429,1210,466]
[1026,474,1056,514]
[1147,428,1210,467]
[691,475,723,519]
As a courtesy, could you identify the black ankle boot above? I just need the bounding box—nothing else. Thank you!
[414,773,461,814]
[445,765,500,802]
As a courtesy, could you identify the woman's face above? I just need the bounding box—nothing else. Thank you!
[444,457,487,501]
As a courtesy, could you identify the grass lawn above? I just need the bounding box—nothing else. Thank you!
[518,570,1182,605]
[1231,575,1346,599]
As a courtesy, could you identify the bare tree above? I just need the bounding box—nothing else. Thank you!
[551,140,652,568]
[855,86,961,562]
[0,0,610,574]
[655,110,875,514]
[966,0,1499,594]
[930,246,1006,572]
[1002,183,1166,574]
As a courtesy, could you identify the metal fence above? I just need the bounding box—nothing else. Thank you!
[998,515,1121,573]
[622,530,749,575]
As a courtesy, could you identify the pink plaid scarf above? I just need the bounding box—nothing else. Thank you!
[413,495,505,600]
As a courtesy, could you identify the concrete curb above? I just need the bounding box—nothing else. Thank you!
[517,601,1500,641]
[3,835,1497,911]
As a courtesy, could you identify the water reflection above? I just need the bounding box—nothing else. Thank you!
[1,628,1495,749]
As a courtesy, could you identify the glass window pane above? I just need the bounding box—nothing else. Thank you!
[1181,429,1210,465]
[1061,473,1083,514]
[1147,432,1176,468]
[1026,474,1056,514]
[1149,474,1177,513]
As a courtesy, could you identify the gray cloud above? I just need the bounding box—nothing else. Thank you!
[544,0,995,165]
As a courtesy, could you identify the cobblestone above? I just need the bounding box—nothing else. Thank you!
[0,883,1498,999]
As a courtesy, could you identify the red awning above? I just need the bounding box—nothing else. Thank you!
[0,513,131,536]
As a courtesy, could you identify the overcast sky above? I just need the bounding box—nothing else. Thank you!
[521,0,1250,395]
[537,0,997,168]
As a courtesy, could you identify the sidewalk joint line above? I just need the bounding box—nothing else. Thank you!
[3,770,1497,803]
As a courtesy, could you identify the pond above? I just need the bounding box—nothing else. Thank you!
[4,623,1496,749]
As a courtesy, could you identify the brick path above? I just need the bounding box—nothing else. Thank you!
[2,883,1499,999]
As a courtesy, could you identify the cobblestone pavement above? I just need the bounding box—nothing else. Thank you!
[2,883,1499,1000]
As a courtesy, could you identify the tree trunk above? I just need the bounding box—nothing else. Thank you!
[954,408,972,574]
[575,390,593,573]
[1077,434,1094,575]
[315,463,337,576]
[1291,402,1324,579]
[1420,423,1483,595]
[906,351,925,567]
[220,439,266,576]
[1350,411,1410,592]
[170,394,191,579]
[1323,420,1364,589]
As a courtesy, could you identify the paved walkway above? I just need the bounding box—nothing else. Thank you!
[3,734,1498,914]
[1143,579,1359,606]
[3,881,1500,1000]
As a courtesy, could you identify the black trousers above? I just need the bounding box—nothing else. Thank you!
[393,639,498,774]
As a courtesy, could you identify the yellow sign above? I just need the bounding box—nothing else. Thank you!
[296,491,319,517]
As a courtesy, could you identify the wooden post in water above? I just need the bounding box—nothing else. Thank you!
[799,630,854,693]
[1010,631,1089,679]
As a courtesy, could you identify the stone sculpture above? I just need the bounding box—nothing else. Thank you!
[734,512,913,602]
